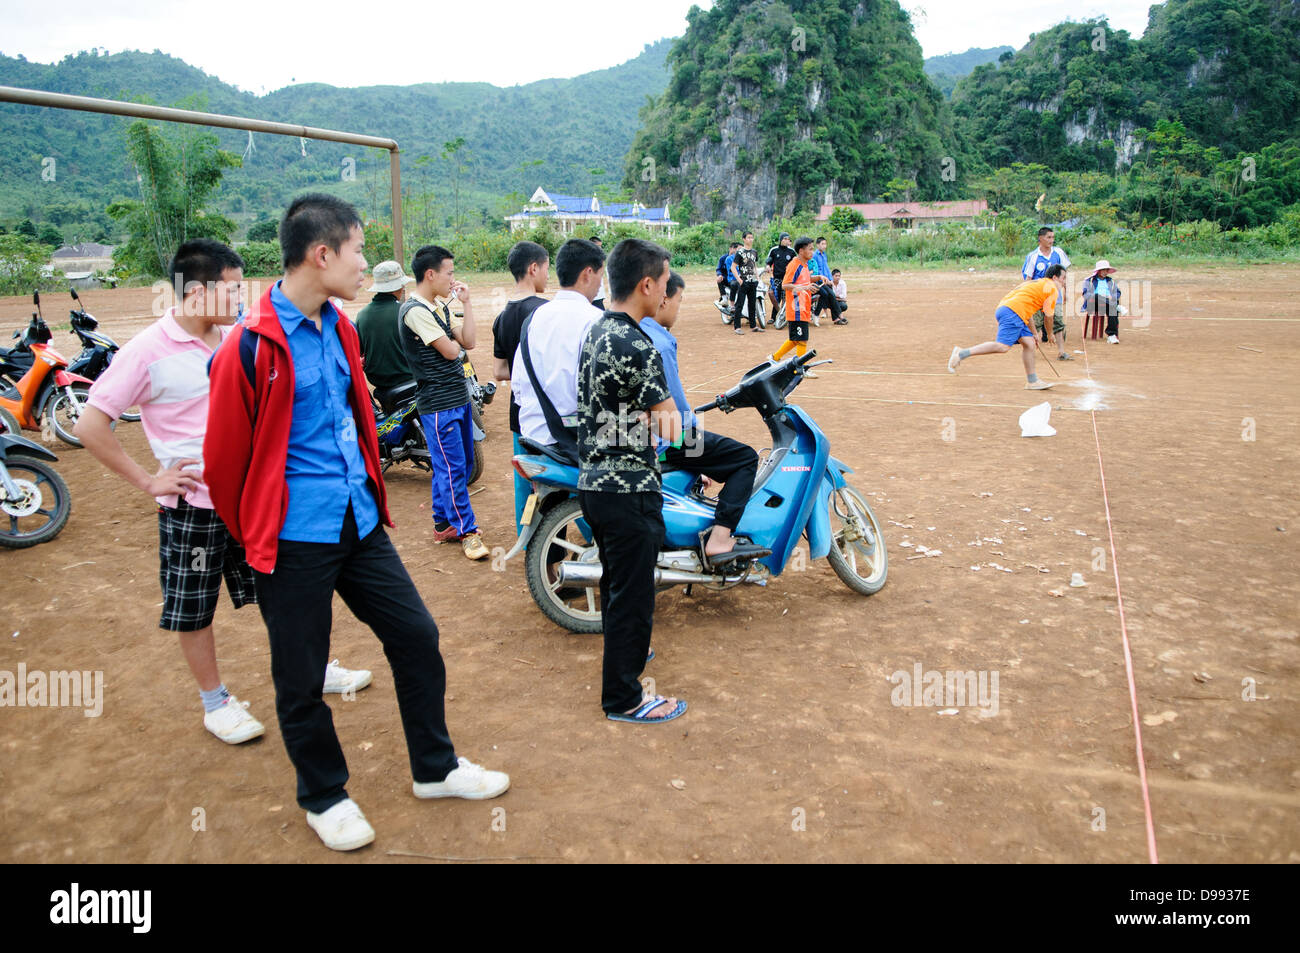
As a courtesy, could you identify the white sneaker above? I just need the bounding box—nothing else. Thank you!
[1107,335,1119,344]
[413,756,510,800]
[323,659,373,694]
[947,346,963,373]
[813,315,821,327]
[306,798,375,851]
[203,694,265,744]
[1025,380,1054,390]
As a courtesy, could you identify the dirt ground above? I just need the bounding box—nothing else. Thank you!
[1,263,1296,864]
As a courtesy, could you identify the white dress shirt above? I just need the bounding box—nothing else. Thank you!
[511,289,603,446]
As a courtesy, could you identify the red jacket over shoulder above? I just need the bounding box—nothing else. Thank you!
[205,285,392,573]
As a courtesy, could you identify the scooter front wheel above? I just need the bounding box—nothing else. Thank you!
[826,482,888,595]
[524,497,603,634]
[0,457,71,548]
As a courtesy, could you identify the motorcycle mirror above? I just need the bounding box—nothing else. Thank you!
[70,288,80,302]
[33,291,41,312]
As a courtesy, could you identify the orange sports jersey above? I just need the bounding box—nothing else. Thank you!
[998,277,1061,327]
[783,258,813,322]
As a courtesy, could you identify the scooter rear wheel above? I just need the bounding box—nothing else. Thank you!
[524,497,603,634]
[467,438,484,486]
[826,483,888,595]
[0,457,71,548]
[45,382,92,448]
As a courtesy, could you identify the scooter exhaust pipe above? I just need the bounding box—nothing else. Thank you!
[556,563,764,587]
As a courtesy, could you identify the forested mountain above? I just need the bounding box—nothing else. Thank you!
[0,42,672,238]
[951,0,1300,171]
[624,0,966,224]
[923,46,1014,98]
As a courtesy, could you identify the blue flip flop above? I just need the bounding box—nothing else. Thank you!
[607,695,687,724]
[647,647,655,662]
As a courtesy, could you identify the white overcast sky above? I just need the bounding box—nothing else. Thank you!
[0,0,1158,92]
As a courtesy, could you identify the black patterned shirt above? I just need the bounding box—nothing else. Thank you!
[576,311,671,493]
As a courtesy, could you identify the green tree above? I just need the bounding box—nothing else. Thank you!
[0,233,53,295]
[17,219,37,239]
[38,223,63,247]
[827,206,865,233]
[247,219,278,243]
[441,137,470,232]
[107,120,241,276]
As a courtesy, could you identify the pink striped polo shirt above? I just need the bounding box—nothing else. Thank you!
[87,309,233,510]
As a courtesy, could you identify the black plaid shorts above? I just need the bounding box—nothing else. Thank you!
[157,500,257,632]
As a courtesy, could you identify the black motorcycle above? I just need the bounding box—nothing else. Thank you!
[371,381,483,486]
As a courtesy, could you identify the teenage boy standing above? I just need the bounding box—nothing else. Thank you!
[76,238,372,748]
[765,232,796,314]
[576,238,685,725]
[491,241,550,531]
[730,231,763,334]
[205,194,508,852]
[400,244,489,561]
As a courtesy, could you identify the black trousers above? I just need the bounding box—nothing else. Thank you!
[253,507,457,813]
[578,490,664,714]
[732,280,759,329]
[662,428,758,531]
[813,285,842,322]
[1085,296,1120,337]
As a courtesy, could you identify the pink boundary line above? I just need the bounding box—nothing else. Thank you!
[1079,340,1160,864]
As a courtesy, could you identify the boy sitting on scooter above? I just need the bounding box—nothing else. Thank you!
[640,271,767,566]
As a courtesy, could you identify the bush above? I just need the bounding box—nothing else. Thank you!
[449,229,517,272]
[0,234,54,296]
[239,241,282,277]
[247,219,279,243]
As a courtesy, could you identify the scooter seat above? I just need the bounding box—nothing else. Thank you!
[518,436,578,468]
[373,381,418,415]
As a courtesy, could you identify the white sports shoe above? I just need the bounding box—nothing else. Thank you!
[323,659,373,695]
[203,694,265,745]
[1025,380,1054,390]
[306,798,375,851]
[1107,335,1119,344]
[413,757,510,800]
[947,346,963,373]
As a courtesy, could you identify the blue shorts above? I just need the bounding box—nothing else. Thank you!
[995,306,1034,346]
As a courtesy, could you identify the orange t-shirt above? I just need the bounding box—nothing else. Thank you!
[783,258,813,322]
[998,278,1060,328]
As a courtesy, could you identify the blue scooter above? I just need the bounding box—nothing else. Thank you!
[506,350,887,633]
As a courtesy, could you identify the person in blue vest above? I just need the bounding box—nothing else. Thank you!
[1022,226,1073,361]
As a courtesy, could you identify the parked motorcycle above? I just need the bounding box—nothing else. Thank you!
[0,293,97,447]
[371,381,484,485]
[507,350,887,633]
[463,350,496,431]
[1,290,141,422]
[0,415,71,547]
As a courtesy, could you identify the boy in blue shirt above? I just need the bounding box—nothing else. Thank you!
[640,271,763,565]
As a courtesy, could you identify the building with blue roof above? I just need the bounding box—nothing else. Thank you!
[506,187,676,236]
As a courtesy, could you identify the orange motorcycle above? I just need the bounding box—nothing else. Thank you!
[0,293,97,447]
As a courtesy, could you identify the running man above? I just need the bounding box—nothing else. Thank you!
[948,264,1067,390]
